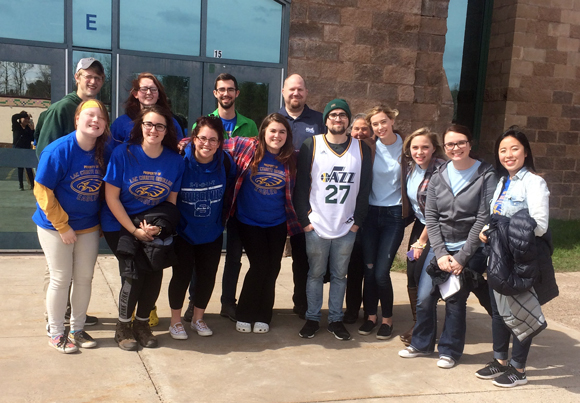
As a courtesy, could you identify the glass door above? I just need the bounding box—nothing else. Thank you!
[202,63,283,128]
[0,44,66,251]
[117,55,203,133]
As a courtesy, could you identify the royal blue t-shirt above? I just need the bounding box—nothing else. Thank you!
[101,143,185,232]
[109,114,185,151]
[33,132,103,231]
[177,145,236,245]
[236,151,286,227]
[221,116,237,139]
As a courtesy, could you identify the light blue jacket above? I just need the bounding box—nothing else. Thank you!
[490,167,550,237]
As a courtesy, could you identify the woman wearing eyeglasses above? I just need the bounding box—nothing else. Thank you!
[110,72,184,149]
[103,104,184,351]
[224,113,299,334]
[399,124,497,369]
[166,116,236,340]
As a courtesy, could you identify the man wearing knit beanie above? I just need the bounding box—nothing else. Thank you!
[293,98,372,341]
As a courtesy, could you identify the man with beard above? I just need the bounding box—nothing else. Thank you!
[209,73,258,139]
[278,74,324,319]
[293,99,372,340]
[207,73,258,322]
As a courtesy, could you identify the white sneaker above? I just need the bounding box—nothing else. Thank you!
[236,321,251,333]
[253,322,269,334]
[437,356,456,369]
[191,319,213,336]
[169,322,188,340]
[398,346,431,358]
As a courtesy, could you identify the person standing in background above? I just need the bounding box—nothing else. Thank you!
[12,110,35,190]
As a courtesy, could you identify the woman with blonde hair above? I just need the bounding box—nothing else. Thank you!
[34,100,110,353]
[358,105,408,339]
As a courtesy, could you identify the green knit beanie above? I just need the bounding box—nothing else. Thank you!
[323,98,351,126]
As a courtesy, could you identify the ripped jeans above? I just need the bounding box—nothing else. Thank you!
[362,205,405,318]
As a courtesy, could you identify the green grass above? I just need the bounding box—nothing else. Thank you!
[550,219,580,272]
[391,219,580,273]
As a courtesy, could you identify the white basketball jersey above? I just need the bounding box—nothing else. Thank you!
[309,134,362,239]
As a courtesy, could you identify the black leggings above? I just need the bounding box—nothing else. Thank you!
[168,235,223,310]
[104,231,164,320]
[236,221,287,324]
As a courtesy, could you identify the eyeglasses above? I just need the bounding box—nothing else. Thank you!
[138,86,159,94]
[216,87,236,94]
[142,121,167,132]
[444,140,469,150]
[81,74,103,83]
[328,112,348,120]
[195,136,219,146]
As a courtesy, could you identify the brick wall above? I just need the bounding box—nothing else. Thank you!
[288,0,453,136]
[480,0,580,219]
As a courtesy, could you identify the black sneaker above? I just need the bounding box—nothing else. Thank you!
[376,323,393,340]
[475,359,509,379]
[299,320,320,338]
[220,303,237,322]
[358,320,376,335]
[64,312,98,326]
[492,365,527,388]
[328,321,351,341]
[343,310,358,324]
[183,300,194,323]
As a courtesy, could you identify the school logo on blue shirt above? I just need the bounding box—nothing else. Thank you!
[306,127,315,134]
[128,171,173,205]
[180,181,225,218]
[251,163,285,195]
[70,165,102,202]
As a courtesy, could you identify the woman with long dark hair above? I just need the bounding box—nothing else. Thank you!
[110,72,184,149]
[167,116,236,340]
[475,128,557,387]
[224,112,299,334]
[34,100,110,353]
[399,124,497,369]
[103,104,184,350]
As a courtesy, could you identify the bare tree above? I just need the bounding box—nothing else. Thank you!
[0,61,10,95]
[10,62,33,95]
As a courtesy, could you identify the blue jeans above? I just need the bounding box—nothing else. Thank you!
[490,285,532,369]
[362,205,405,318]
[305,230,356,323]
[411,249,471,362]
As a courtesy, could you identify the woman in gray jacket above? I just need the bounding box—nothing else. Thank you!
[398,124,498,369]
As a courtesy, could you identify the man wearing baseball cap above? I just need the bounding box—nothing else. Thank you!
[293,98,372,341]
[36,57,105,156]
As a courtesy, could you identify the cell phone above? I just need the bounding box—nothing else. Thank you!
[407,249,415,261]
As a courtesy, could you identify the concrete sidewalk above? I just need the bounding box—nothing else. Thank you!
[1,254,579,403]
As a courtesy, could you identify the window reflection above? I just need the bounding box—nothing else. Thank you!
[235,81,269,128]
[443,0,468,121]
[120,0,201,56]
[206,0,282,63]
[73,0,112,50]
[72,51,112,110]
[0,0,64,43]
[0,60,51,239]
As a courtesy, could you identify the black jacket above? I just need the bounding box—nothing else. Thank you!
[116,202,181,279]
[485,209,558,304]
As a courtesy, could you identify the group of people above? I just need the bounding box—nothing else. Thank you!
[33,57,558,389]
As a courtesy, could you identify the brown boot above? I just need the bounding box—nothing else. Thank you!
[115,320,138,351]
[133,319,158,348]
[400,287,418,346]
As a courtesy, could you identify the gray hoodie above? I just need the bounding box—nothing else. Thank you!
[425,159,498,267]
